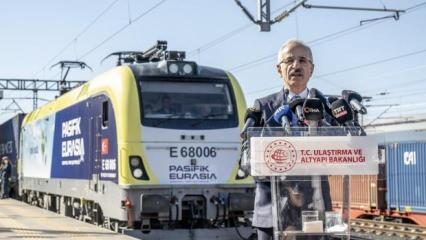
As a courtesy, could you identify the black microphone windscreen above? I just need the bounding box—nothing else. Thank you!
[289,98,305,113]
[244,107,262,125]
[331,99,353,124]
[342,90,362,102]
[303,98,324,121]
[327,96,339,104]
[308,88,318,98]
[309,88,332,115]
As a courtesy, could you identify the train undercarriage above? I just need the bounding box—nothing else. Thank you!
[19,187,256,240]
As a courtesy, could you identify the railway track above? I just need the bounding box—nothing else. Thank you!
[350,219,426,239]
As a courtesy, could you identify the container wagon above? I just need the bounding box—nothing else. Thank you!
[0,113,25,198]
[329,129,426,226]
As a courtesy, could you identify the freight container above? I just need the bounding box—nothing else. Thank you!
[329,163,386,215]
[386,142,426,219]
[0,113,25,197]
[313,131,426,225]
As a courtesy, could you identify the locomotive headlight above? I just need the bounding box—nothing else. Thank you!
[129,156,149,180]
[237,169,246,178]
[165,61,197,75]
[182,63,193,74]
[130,157,140,167]
[133,169,143,178]
[168,63,179,74]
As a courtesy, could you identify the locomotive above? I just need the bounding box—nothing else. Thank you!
[17,41,254,239]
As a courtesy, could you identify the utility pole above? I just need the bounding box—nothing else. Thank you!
[257,0,271,32]
[234,0,405,32]
[235,0,307,32]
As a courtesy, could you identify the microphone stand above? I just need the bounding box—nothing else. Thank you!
[308,120,326,216]
[271,124,290,239]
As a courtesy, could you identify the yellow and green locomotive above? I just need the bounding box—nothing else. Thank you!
[19,41,253,239]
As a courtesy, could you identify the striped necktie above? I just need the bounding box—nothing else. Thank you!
[290,95,301,102]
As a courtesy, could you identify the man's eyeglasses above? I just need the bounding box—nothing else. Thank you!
[280,57,312,66]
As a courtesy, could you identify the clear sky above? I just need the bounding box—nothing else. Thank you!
[1,0,426,126]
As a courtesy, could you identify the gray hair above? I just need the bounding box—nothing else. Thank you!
[277,39,313,63]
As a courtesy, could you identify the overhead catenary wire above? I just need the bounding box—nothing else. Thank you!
[368,104,426,113]
[294,1,300,39]
[46,0,166,80]
[243,3,426,122]
[366,103,426,118]
[78,0,167,61]
[229,20,384,73]
[8,0,166,113]
[365,104,394,126]
[406,1,426,11]
[330,63,426,99]
[371,87,426,99]
[232,1,426,73]
[243,5,426,94]
[377,0,387,9]
[233,2,426,96]
[187,1,296,58]
[362,67,426,121]
[241,20,387,95]
[368,89,426,102]
[315,48,426,79]
[187,23,253,58]
[32,0,120,78]
[388,108,426,115]
[365,101,426,123]
[360,63,426,94]
[246,72,345,96]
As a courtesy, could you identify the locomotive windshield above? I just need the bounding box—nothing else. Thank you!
[139,79,238,129]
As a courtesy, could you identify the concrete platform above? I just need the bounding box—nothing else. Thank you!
[0,198,138,240]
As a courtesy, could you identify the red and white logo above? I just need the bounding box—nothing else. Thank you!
[101,138,109,155]
[264,140,297,173]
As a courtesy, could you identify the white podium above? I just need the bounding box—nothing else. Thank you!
[247,127,379,240]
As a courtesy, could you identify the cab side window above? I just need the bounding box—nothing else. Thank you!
[102,100,109,128]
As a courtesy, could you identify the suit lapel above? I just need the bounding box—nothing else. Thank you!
[269,88,286,112]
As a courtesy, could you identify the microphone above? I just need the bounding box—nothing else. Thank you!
[309,88,332,116]
[330,99,353,124]
[273,105,293,134]
[289,98,305,124]
[240,107,262,139]
[330,99,359,135]
[302,98,324,122]
[327,96,339,105]
[341,90,367,114]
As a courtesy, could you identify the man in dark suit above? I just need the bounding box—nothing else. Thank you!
[249,39,332,239]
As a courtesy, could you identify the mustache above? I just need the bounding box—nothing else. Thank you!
[289,69,303,76]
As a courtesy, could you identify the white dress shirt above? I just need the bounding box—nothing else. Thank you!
[287,88,309,102]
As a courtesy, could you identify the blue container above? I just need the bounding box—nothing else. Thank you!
[0,113,25,180]
[386,141,426,213]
